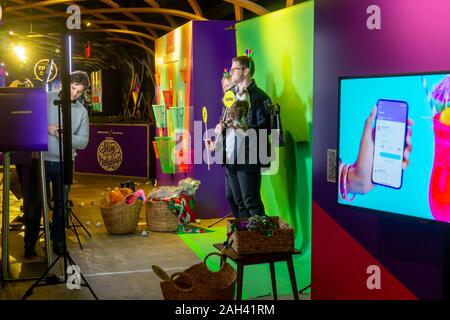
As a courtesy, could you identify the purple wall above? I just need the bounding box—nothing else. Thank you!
[75,124,150,178]
[155,21,236,219]
[313,0,450,299]
[192,21,236,219]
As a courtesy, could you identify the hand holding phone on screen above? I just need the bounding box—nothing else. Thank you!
[346,105,413,194]
[371,99,409,189]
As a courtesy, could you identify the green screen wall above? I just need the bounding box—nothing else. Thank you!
[235,1,314,293]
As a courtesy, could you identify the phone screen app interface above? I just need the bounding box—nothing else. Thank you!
[373,100,407,188]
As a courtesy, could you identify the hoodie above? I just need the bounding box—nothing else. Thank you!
[43,91,89,162]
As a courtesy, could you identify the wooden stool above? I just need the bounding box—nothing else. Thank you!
[213,243,301,300]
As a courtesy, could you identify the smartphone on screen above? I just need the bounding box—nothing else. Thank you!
[371,99,408,189]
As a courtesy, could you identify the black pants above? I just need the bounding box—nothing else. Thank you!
[25,159,69,248]
[225,169,240,217]
[226,169,265,218]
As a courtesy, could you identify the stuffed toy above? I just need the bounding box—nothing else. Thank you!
[108,187,134,205]
[125,189,147,205]
[109,188,124,204]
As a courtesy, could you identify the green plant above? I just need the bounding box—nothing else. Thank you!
[246,215,278,237]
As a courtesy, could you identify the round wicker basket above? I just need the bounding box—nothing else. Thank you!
[146,200,179,232]
[99,197,143,235]
[154,252,236,300]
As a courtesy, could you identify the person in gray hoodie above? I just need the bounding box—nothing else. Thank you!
[24,71,90,259]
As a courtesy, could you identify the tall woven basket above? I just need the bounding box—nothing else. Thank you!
[99,197,143,235]
[153,252,236,300]
[146,200,179,232]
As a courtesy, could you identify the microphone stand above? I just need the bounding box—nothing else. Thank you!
[208,116,234,228]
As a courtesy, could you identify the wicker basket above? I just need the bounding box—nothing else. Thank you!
[227,217,295,255]
[153,252,236,300]
[146,200,179,232]
[99,197,143,235]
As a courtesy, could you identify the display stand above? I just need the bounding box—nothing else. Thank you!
[0,86,51,283]
[1,152,52,283]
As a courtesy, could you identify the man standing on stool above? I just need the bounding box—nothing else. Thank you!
[215,55,271,218]
[24,71,90,259]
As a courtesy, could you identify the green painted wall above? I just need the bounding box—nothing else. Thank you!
[235,1,314,293]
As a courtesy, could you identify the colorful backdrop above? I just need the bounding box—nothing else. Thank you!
[154,20,236,218]
[235,1,314,295]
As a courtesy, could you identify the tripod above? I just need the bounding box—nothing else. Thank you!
[208,212,233,228]
[66,200,92,250]
[22,110,98,300]
[299,284,311,295]
[22,40,97,299]
[37,199,92,251]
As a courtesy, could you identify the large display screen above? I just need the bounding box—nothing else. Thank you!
[338,72,450,223]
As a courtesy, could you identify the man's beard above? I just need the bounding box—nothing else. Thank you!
[233,75,244,85]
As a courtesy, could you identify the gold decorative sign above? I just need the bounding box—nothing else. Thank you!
[223,90,236,109]
[34,59,58,82]
[97,138,123,172]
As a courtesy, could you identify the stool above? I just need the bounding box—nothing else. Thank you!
[213,243,301,300]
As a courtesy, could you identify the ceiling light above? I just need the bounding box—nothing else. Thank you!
[13,46,26,62]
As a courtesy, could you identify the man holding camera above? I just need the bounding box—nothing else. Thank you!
[24,71,90,259]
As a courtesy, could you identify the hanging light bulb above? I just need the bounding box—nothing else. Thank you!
[13,45,27,62]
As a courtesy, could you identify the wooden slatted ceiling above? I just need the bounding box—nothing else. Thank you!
[144,0,177,28]
[2,0,285,67]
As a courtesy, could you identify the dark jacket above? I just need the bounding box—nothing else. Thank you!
[222,80,271,172]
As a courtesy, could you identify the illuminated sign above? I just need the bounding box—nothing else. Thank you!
[34,59,58,82]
